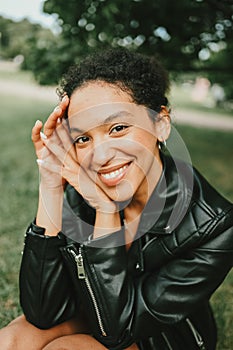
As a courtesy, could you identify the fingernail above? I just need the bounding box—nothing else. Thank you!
[40,132,47,140]
[57,118,61,124]
[36,159,44,165]
[62,95,68,102]
[35,119,41,127]
[54,106,61,113]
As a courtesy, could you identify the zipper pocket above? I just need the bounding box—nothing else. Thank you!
[69,247,107,337]
[161,332,173,350]
[186,318,206,349]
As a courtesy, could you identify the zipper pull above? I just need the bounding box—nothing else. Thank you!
[76,252,86,279]
[70,249,86,279]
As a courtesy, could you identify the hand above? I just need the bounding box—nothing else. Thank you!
[35,99,117,214]
[39,119,118,214]
[31,95,70,190]
[34,96,121,236]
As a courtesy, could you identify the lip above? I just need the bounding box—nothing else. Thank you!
[98,162,131,187]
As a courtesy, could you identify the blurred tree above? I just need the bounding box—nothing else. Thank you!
[40,0,233,74]
[32,0,233,96]
[0,16,55,66]
[1,0,233,98]
[204,42,233,101]
[41,0,233,64]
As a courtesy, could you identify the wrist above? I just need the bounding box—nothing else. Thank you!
[96,201,118,214]
[37,186,64,236]
[39,181,64,194]
[93,210,121,239]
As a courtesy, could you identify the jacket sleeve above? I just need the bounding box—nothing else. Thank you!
[19,223,78,329]
[61,207,233,349]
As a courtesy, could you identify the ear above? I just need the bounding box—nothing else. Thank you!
[155,105,171,142]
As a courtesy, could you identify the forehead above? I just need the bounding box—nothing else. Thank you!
[68,81,133,116]
[67,82,152,131]
[68,102,149,132]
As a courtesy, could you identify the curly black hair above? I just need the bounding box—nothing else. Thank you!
[57,48,170,112]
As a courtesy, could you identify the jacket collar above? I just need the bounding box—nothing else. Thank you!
[137,154,194,236]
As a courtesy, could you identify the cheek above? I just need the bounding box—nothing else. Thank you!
[132,128,157,149]
[75,147,91,167]
[125,135,157,159]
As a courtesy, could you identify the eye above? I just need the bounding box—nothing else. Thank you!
[110,124,129,134]
[74,135,90,144]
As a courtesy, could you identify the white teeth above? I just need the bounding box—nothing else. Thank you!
[101,165,128,180]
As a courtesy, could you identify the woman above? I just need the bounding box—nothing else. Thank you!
[0,48,232,350]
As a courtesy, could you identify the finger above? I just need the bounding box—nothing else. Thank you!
[36,159,72,188]
[55,120,76,160]
[36,159,63,175]
[31,120,43,143]
[43,96,69,138]
[42,136,75,170]
[43,106,63,138]
[31,120,45,156]
[60,94,69,113]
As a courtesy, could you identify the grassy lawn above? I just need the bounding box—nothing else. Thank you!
[174,125,233,350]
[0,68,232,349]
[0,91,55,324]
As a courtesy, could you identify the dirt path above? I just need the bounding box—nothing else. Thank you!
[172,108,233,131]
[0,79,58,102]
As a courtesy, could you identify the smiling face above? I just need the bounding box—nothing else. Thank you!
[68,81,169,204]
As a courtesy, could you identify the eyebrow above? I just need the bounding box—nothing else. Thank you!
[69,110,133,134]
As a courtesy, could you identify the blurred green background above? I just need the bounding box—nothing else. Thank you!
[0,0,233,349]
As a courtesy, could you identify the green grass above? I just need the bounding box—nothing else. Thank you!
[173,124,233,202]
[173,125,233,349]
[0,68,232,349]
[0,89,55,325]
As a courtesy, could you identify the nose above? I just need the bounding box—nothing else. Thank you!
[92,139,115,168]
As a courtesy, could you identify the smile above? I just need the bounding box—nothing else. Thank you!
[98,163,131,186]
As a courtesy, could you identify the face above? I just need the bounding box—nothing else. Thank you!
[68,82,169,204]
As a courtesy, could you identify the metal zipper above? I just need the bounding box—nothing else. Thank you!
[69,247,107,337]
[70,248,86,279]
[186,318,206,349]
[161,332,173,350]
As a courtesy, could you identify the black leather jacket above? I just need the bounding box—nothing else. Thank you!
[19,155,233,350]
